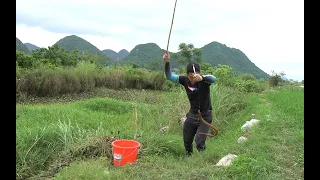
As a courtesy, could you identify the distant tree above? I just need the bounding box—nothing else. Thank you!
[213,64,235,86]
[269,70,285,86]
[16,50,34,68]
[199,62,212,72]
[127,62,139,68]
[176,43,203,65]
[31,45,77,66]
[240,73,256,81]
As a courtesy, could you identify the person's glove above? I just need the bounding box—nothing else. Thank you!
[193,74,203,82]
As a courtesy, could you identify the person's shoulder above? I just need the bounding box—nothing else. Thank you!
[179,75,187,80]
[179,75,188,84]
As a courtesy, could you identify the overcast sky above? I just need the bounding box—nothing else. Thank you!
[16,0,304,81]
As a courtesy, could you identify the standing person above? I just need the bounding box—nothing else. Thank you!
[163,51,217,156]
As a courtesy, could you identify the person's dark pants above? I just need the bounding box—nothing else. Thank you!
[183,111,212,155]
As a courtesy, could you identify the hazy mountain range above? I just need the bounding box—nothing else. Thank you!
[16,35,269,79]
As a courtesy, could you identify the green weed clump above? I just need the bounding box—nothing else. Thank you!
[16,62,170,101]
[16,83,249,179]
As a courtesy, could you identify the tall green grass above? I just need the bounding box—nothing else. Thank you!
[16,61,176,100]
[16,84,303,179]
[16,61,268,104]
[16,88,189,179]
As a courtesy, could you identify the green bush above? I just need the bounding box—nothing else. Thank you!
[77,73,95,93]
[19,70,43,96]
[16,50,36,68]
[16,58,268,99]
[149,71,166,90]
[60,70,81,94]
[211,64,237,87]
[105,69,126,90]
[93,71,109,88]
[38,70,63,96]
[240,73,256,81]
[124,68,150,89]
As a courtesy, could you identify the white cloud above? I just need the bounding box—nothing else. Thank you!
[16,25,132,52]
[16,0,304,81]
[16,25,68,48]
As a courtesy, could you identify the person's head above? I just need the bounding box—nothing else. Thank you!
[186,62,201,84]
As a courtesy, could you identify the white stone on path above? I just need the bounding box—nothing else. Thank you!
[215,154,238,166]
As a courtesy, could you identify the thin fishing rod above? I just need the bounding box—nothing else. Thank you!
[166,0,178,52]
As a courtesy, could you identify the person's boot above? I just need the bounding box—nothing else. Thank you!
[186,150,193,156]
[196,144,206,152]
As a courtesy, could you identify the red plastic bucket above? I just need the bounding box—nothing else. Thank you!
[112,139,141,166]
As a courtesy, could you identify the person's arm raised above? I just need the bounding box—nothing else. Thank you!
[163,51,179,83]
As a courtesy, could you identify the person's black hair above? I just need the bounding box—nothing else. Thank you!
[186,62,200,74]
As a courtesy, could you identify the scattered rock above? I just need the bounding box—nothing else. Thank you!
[215,153,238,166]
[237,136,247,143]
[241,119,260,132]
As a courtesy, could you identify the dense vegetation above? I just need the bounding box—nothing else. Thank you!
[17,34,299,103]
[17,34,270,79]
[16,42,272,103]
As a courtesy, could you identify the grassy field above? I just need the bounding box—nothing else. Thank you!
[16,85,304,180]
